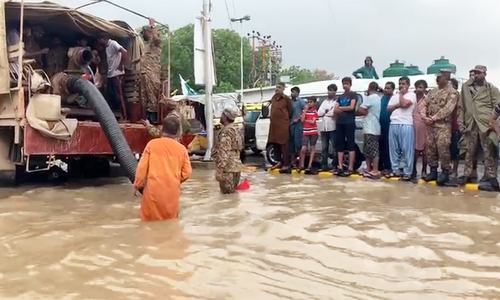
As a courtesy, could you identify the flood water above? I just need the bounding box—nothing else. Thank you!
[0,169,499,299]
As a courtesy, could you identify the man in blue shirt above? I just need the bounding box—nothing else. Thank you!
[289,86,306,168]
[379,82,395,175]
[334,77,358,176]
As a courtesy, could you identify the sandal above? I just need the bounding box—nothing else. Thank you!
[385,172,400,179]
[367,171,381,179]
[270,163,282,170]
[279,168,292,174]
[341,170,353,177]
[400,175,412,181]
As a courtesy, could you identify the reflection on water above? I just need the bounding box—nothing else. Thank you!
[0,170,499,299]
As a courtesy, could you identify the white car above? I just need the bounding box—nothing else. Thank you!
[255,94,366,169]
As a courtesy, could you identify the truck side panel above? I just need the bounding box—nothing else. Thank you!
[24,122,150,156]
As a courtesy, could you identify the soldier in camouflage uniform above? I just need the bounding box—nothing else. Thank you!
[141,26,162,119]
[143,99,183,138]
[458,65,500,191]
[213,107,243,194]
[420,73,458,185]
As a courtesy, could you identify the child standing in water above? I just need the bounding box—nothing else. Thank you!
[299,97,319,174]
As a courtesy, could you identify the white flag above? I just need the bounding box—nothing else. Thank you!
[179,75,198,95]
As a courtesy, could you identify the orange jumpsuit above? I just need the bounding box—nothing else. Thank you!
[134,137,192,221]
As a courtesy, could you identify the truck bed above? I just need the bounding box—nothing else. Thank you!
[24,121,150,156]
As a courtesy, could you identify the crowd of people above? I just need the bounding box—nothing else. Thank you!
[267,66,500,192]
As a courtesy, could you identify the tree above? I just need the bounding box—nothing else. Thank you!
[161,24,195,93]
[280,66,315,85]
[212,29,252,93]
[280,66,335,85]
[312,69,335,81]
[160,25,252,94]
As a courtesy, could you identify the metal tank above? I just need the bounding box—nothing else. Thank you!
[427,56,456,74]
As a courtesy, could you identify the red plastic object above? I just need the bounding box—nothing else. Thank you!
[236,178,250,191]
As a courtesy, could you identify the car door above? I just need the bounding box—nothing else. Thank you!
[255,101,271,151]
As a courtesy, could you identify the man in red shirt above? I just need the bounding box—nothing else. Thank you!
[299,97,319,174]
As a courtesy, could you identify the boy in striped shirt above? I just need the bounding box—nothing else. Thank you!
[299,97,319,174]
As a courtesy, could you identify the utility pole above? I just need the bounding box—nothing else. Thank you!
[202,0,214,160]
[230,15,250,103]
[247,32,256,83]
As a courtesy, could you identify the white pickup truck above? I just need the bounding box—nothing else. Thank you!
[255,94,366,169]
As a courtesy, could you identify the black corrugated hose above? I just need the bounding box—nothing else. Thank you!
[66,77,138,183]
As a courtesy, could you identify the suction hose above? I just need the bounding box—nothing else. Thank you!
[66,76,138,182]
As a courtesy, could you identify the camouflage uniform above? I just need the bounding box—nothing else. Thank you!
[141,36,162,113]
[420,85,458,172]
[464,124,498,178]
[146,110,183,138]
[460,77,500,180]
[213,122,243,194]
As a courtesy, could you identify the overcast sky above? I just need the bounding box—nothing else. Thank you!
[53,0,500,82]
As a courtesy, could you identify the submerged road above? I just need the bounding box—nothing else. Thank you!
[0,160,499,299]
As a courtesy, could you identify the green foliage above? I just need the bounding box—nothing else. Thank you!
[214,81,235,93]
[161,25,252,94]
[161,24,195,92]
[280,65,314,85]
[159,25,332,93]
[213,29,252,92]
[280,66,334,85]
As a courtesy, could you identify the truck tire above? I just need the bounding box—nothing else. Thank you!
[0,170,16,186]
[47,167,68,183]
[341,144,364,171]
[0,128,17,186]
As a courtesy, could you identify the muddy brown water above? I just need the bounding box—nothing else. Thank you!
[0,170,499,299]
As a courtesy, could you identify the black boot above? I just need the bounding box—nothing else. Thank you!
[424,167,438,182]
[437,170,450,186]
[479,178,500,192]
[457,176,474,186]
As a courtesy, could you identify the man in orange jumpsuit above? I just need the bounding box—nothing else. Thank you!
[134,116,192,221]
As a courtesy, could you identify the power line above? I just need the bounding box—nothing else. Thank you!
[324,0,335,20]
[76,0,169,29]
[224,0,233,29]
[74,1,99,10]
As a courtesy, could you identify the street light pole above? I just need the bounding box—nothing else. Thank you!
[231,15,250,103]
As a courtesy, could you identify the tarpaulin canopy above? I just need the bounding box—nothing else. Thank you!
[172,93,239,118]
[5,1,144,70]
[5,1,136,39]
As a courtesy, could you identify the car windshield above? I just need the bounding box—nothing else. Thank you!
[244,111,260,123]
[213,99,239,118]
